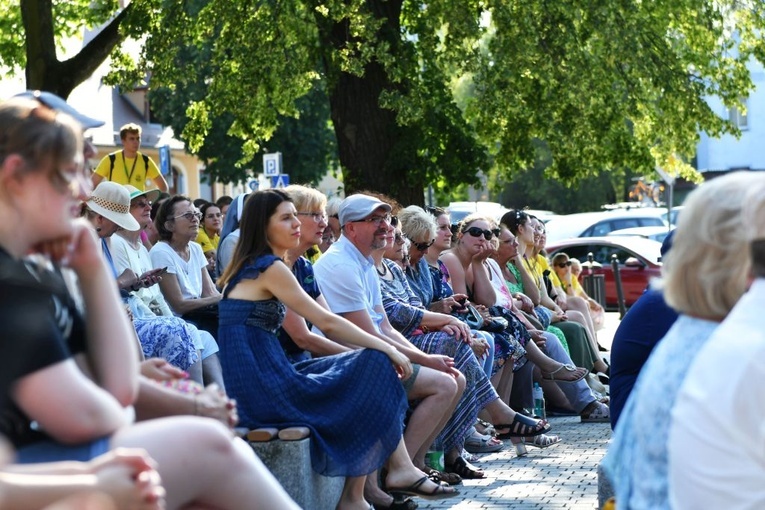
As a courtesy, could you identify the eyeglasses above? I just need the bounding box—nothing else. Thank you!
[390,215,399,227]
[353,214,392,226]
[464,226,500,240]
[556,260,572,268]
[407,236,435,251]
[297,212,327,222]
[131,199,152,209]
[174,211,203,222]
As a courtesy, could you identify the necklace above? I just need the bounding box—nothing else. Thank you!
[376,263,388,277]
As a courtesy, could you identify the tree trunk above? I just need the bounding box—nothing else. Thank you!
[318,0,426,206]
[21,0,130,98]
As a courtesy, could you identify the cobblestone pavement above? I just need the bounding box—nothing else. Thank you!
[418,417,611,510]
[418,313,620,510]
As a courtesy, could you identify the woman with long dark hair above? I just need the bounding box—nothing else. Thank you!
[217,189,459,509]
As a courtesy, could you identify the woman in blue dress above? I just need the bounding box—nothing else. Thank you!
[217,189,459,510]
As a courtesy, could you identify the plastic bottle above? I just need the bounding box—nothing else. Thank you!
[533,382,546,419]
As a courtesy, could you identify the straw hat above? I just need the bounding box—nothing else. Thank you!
[86,182,140,231]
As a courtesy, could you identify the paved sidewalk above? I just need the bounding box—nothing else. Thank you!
[419,417,611,510]
[419,313,620,509]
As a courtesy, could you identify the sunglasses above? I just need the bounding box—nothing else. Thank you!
[394,232,407,245]
[464,226,500,241]
[131,200,152,209]
[407,236,435,251]
[556,260,572,268]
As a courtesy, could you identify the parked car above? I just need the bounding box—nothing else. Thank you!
[447,201,508,225]
[661,206,684,226]
[525,209,557,223]
[544,209,668,244]
[545,236,663,308]
[607,225,675,243]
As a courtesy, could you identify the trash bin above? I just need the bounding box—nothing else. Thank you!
[582,273,606,308]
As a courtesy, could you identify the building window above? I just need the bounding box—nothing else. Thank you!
[729,98,749,130]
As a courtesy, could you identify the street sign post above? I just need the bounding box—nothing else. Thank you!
[263,152,282,177]
[159,145,171,176]
[271,174,290,188]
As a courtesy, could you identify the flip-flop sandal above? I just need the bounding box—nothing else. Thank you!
[522,433,561,448]
[388,476,460,500]
[541,363,588,383]
[445,455,485,479]
[422,466,462,486]
[475,418,497,437]
[495,413,552,438]
[464,430,504,453]
[372,496,418,510]
[580,401,610,423]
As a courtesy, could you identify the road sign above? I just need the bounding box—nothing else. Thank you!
[271,174,290,188]
[263,152,282,176]
[158,145,171,176]
[248,179,259,191]
[655,166,675,186]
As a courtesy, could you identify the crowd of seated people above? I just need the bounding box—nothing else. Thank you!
[0,94,298,509]
[1,91,633,510]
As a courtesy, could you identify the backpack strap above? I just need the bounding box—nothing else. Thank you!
[108,153,116,181]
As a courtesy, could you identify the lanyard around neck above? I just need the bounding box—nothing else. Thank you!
[122,151,139,183]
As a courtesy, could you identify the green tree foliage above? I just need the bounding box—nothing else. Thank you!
[3,0,155,98]
[5,0,765,205]
[138,0,764,204]
[147,37,337,185]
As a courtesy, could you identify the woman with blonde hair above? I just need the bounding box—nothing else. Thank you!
[601,171,765,509]
[279,184,351,363]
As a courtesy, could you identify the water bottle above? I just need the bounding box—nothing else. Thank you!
[533,382,546,419]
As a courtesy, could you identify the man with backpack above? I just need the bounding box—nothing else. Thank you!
[92,123,169,192]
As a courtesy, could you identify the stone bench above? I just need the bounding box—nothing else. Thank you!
[246,427,344,510]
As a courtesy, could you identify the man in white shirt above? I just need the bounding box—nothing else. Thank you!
[314,194,464,497]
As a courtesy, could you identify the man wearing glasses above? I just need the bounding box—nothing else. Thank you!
[313,193,463,505]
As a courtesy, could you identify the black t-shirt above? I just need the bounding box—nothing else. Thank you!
[0,249,86,447]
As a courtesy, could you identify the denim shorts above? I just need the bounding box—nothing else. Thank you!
[15,436,111,464]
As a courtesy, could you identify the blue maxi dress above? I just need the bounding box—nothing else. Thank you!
[218,254,408,477]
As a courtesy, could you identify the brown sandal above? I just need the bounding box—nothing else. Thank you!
[445,455,485,479]
[422,466,462,485]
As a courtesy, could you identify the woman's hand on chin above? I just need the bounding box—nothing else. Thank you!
[31,218,102,270]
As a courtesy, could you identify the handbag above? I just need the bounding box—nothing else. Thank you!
[482,315,508,333]
[463,304,484,330]
[520,310,545,331]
